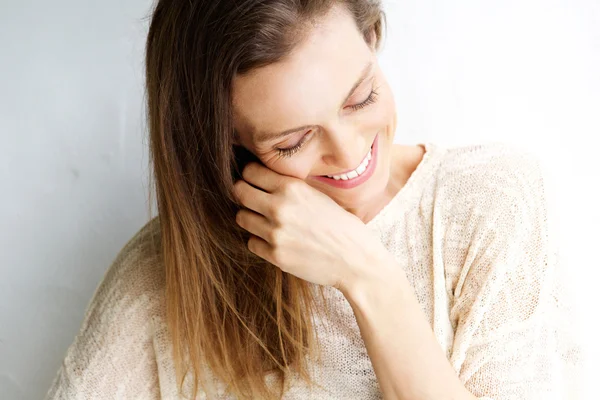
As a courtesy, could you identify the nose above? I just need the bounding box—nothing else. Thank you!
[320,129,369,173]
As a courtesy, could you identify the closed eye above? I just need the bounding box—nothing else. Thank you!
[276,87,380,158]
[347,87,379,111]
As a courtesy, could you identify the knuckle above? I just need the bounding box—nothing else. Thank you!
[270,201,289,223]
[266,226,282,245]
[270,248,285,266]
[281,181,300,196]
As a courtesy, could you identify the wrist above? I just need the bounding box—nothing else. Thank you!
[339,249,409,304]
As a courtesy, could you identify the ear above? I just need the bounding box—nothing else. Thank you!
[366,28,377,51]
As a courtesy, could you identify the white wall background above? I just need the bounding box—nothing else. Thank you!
[1,0,598,399]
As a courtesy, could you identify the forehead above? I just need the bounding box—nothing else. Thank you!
[231,7,374,143]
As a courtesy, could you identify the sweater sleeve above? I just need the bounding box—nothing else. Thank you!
[44,221,165,400]
[443,145,584,399]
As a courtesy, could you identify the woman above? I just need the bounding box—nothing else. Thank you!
[45,0,582,399]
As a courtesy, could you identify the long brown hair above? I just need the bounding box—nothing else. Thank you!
[144,1,386,398]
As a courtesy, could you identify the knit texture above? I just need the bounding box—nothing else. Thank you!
[45,142,584,399]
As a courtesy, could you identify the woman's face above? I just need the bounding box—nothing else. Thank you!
[232,6,397,213]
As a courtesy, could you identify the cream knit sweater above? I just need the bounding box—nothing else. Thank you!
[45,142,583,399]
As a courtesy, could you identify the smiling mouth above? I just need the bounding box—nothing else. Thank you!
[318,141,375,180]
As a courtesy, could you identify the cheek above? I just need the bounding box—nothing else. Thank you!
[347,93,394,136]
[262,153,317,180]
[372,90,395,126]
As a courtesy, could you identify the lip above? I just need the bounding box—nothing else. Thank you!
[312,133,379,189]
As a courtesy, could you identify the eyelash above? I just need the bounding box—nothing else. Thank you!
[276,88,380,158]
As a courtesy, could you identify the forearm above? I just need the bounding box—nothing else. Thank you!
[340,254,477,400]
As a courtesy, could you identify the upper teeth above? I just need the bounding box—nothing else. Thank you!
[326,147,372,180]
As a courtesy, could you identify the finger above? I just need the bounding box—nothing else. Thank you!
[236,208,273,243]
[242,162,287,193]
[247,235,275,265]
[233,179,272,217]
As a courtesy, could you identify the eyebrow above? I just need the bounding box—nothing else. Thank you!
[253,60,375,144]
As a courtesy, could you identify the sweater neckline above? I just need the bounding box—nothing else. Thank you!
[365,142,445,229]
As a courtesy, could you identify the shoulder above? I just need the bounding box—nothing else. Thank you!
[432,141,549,212]
[438,141,546,189]
[79,215,166,337]
[431,143,558,303]
[45,217,166,398]
[100,216,165,302]
[91,216,166,332]
[428,142,555,255]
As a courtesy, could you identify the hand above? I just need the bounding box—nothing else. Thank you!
[232,162,391,291]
